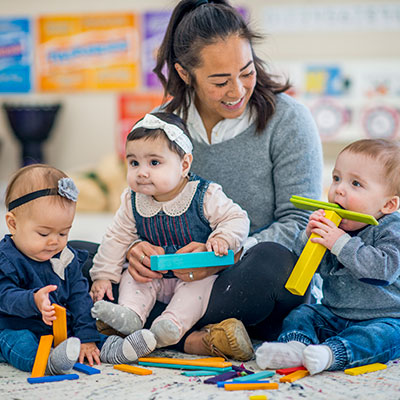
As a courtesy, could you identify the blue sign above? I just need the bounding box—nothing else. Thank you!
[0,18,32,93]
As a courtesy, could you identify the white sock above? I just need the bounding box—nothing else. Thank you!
[91,300,143,335]
[150,320,181,348]
[46,337,81,375]
[100,329,156,364]
[256,341,306,370]
[303,345,333,375]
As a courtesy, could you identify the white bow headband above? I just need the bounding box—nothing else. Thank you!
[131,114,193,154]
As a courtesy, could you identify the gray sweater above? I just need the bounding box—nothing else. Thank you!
[191,93,323,250]
[294,213,400,319]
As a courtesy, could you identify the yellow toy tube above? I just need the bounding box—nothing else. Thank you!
[285,210,342,296]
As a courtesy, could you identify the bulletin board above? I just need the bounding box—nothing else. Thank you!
[37,13,140,91]
[0,18,32,93]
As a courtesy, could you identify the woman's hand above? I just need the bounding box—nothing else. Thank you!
[79,342,101,366]
[172,242,226,282]
[127,241,165,283]
[34,285,57,325]
[90,279,113,303]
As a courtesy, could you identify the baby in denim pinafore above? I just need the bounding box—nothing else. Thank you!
[89,112,249,359]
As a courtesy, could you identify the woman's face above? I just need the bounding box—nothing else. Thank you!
[187,35,257,129]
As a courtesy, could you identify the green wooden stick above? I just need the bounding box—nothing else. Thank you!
[290,196,378,225]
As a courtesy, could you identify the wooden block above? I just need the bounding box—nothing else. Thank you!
[182,370,218,376]
[73,363,101,375]
[27,374,79,384]
[31,335,53,378]
[52,304,67,347]
[233,370,275,381]
[279,369,309,382]
[285,210,342,296]
[138,361,232,372]
[276,366,307,375]
[138,356,231,368]
[224,382,279,391]
[150,250,234,271]
[218,380,270,387]
[344,363,387,376]
[290,196,378,225]
[114,364,152,375]
[249,396,268,400]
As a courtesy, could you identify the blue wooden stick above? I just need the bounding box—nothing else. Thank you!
[27,374,79,384]
[73,362,101,375]
[151,250,234,271]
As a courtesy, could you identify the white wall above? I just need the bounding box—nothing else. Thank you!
[0,0,399,181]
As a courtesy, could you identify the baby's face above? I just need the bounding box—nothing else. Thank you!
[10,198,75,261]
[328,150,393,231]
[126,136,189,202]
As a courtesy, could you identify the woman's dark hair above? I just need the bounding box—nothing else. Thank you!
[126,112,190,159]
[153,0,290,133]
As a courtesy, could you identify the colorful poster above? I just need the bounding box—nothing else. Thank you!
[37,13,140,91]
[117,92,165,157]
[142,11,171,90]
[0,18,32,93]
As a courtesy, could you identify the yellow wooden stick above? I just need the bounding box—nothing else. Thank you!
[279,369,310,382]
[31,335,53,378]
[52,304,67,347]
[345,363,387,376]
[285,210,342,296]
[114,364,152,375]
[138,357,232,368]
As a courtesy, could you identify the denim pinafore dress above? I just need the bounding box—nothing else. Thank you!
[131,174,212,278]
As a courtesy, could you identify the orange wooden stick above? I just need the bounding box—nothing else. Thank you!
[52,304,67,347]
[31,335,53,377]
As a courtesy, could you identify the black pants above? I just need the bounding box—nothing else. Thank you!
[70,241,309,351]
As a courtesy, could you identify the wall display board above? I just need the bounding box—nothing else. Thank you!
[142,11,171,90]
[117,92,164,158]
[272,60,400,142]
[37,13,140,91]
[0,18,32,93]
[263,2,400,33]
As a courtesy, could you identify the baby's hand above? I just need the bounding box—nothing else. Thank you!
[206,237,229,256]
[34,285,57,325]
[306,209,326,238]
[310,215,346,250]
[90,279,113,303]
[79,342,101,366]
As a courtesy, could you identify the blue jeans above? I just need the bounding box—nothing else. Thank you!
[0,329,108,373]
[278,304,400,370]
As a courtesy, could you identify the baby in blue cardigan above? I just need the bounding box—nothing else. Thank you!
[0,164,155,374]
[256,139,400,375]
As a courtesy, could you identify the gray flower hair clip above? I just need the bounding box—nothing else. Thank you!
[58,177,79,202]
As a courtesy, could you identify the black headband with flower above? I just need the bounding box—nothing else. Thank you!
[8,177,79,211]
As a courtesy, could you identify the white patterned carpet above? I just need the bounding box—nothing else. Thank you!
[1,348,400,400]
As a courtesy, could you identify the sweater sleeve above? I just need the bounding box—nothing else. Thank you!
[250,99,323,251]
[203,183,250,253]
[90,188,139,283]
[335,220,400,286]
[0,255,39,318]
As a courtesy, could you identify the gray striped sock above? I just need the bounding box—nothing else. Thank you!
[46,337,81,375]
[100,330,156,364]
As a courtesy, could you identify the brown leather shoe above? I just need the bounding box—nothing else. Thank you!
[96,320,126,338]
[202,318,254,361]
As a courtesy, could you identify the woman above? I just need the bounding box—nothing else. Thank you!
[123,0,323,360]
